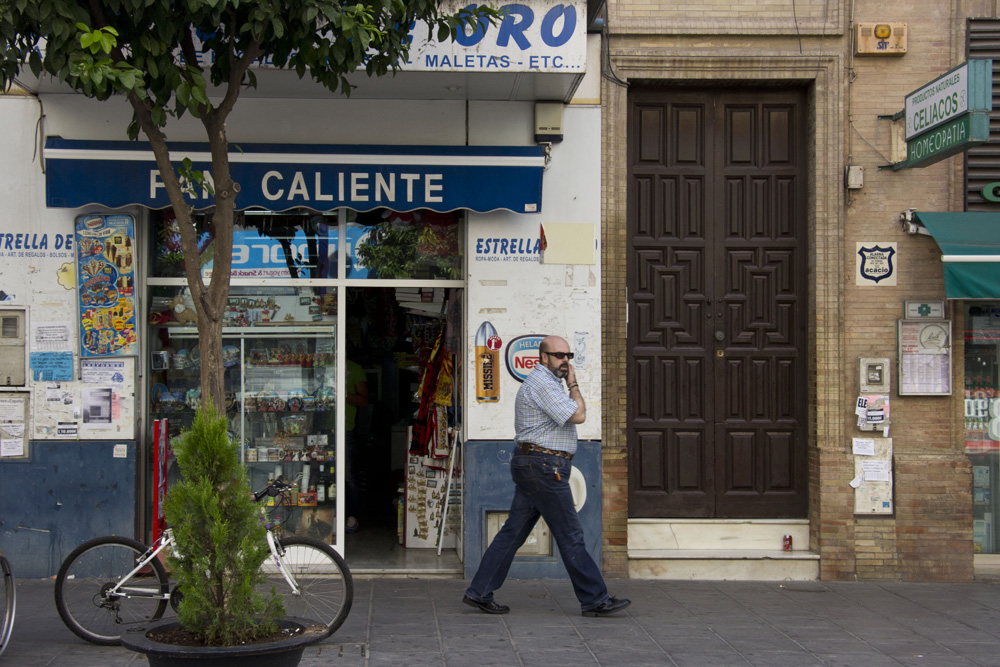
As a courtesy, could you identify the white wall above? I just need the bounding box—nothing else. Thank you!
[465,103,601,441]
[0,93,137,440]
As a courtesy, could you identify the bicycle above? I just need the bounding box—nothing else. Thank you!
[53,479,352,646]
[0,547,14,656]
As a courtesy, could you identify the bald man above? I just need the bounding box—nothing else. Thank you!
[463,335,630,617]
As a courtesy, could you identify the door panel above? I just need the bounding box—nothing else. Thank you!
[628,87,808,519]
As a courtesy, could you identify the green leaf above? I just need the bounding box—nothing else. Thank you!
[176,81,190,107]
[191,84,209,106]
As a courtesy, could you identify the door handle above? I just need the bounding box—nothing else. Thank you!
[714,330,725,342]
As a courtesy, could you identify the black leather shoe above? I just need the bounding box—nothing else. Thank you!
[463,595,510,614]
[582,597,631,617]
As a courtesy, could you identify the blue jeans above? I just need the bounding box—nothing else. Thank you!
[465,452,610,611]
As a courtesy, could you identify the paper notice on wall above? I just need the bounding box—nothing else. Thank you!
[81,359,127,389]
[854,437,893,514]
[82,387,113,429]
[861,460,891,482]
[0,396,24,421]
[0,438,23,457]
[31,321,72,352]
[853,438,876,456]
[30,351,74,381]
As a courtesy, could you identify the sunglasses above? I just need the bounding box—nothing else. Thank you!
[544,351,574,360]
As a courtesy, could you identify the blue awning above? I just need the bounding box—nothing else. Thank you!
[44,138,545,214]
[914,211,1000,299]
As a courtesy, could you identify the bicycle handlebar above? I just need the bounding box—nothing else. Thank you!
[253,478,291,503]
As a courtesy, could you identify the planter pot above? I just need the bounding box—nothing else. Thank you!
[120,618,327,667]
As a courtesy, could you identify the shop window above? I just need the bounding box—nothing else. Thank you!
[965,303,1000,553]
[148,285,339,544]
[151,209,340,279]
[350,209,463,280]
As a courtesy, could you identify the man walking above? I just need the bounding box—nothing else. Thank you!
[463,335,631,617]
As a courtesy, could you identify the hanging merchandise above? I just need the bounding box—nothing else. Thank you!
[405,427,462,548]
[411,326,447,455]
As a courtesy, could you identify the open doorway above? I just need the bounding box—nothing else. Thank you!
[343,286,463,573]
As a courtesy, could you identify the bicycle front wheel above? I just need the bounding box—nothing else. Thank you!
[259,537,353,638]
[54,536,169,646]
[0,551,14,656]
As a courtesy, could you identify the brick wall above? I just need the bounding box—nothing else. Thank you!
[602,0,982,582]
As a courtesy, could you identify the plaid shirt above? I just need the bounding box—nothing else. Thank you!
[514,364,579,454]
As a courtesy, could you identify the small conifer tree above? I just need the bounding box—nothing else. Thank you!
[163,407,284,645]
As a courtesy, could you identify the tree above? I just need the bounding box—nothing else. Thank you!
[0,0,495,412]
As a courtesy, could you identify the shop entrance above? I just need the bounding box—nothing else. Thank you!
[342,285,463,572]
[626,86,810,518]
[145,206,466,573]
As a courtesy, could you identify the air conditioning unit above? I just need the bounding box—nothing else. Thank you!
[856,23,907,56]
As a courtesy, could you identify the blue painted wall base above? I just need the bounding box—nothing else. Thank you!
[0,440,136,578]
[463,440,602,580]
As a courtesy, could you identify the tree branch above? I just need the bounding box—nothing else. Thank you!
[125,91,207,310]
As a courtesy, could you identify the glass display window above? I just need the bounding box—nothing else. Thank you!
[147,286,340,546]
[349,209,463,279]
[964,303,1000,553]
[150,209,341,280]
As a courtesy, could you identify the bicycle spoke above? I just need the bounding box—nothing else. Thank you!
[258,537,352,638]
[55,537,168,645]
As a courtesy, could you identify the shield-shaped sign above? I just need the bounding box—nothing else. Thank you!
[857,244,897,285]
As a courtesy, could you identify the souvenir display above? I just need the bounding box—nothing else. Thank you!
[222,345,240,367]
[315,387,335,411]
[184,388,201,410]
[149,329,340,538]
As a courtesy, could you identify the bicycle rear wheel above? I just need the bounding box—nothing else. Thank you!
[0,551,14,656]
[55,536,169,646]
[259,537,353,638]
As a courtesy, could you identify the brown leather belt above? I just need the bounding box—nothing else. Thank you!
[516,442,573,460]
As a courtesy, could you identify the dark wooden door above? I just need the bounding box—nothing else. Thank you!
[627,87,808,518]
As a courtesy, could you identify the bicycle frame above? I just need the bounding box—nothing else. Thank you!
[259,502,303,597]
[105,510,302,603]
[105,531,173,601]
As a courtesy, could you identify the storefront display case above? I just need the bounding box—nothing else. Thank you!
[965,303,1000,554]
[148,323,339,545]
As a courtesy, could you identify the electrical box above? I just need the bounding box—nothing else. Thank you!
[846,165,865,190]
[0,310,26,386]
[856,23,907,55]
[534,102,564,143]
[860,357,891,394]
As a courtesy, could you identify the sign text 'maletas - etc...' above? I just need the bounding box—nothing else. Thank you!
[891,59,993,170]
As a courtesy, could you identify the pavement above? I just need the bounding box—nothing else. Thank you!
[5,576,1000,666]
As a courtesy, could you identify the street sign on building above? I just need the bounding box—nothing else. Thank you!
[885,59,993,170]
[904,59,992,141]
